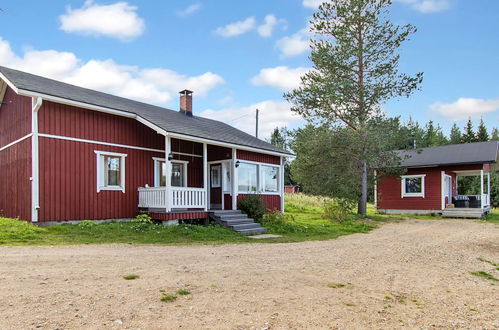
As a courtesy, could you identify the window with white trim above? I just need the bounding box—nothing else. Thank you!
[238,163,258,193]
[261,165,279,193]
[401,174,425,197]
[95,151,127,192]
[153,158,188,187]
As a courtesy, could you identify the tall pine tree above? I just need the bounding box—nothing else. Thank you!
[449,123,462,144]
[285,0,423,214]
[461,118,476,143]
[476,118,489,142]
[492,127,499,141]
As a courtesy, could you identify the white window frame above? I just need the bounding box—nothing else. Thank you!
[401,174,426,198]
[236,160,280,195]
[221,160,232,194]
[210,164,222,188]
[95,151,127,193]
[153,157,188,187]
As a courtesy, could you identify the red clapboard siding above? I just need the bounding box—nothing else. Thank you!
[237,150,280,165]
[224,194,281,212]
[377,167,443,210]
[208,145,231,161]
[38,137,163,221]
[0,138,31,221]
[39,100,165,150]
[0,87,32,147]
[149,212,208,221]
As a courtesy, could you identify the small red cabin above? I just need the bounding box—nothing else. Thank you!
[376,141,498,218]
[0,66,292,225]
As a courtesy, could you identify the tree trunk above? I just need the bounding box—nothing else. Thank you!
[358,157,368,215]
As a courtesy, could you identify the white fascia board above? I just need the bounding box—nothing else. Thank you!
[0,72,19,94]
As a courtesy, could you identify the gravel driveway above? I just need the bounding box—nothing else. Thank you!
[0,219,498,329]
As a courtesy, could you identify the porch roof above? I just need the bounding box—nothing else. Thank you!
[0,66,293,156]
[396,141,499,168]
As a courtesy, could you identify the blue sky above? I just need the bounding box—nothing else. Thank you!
[0,0,498,138]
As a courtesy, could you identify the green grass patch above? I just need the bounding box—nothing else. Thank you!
[327,283,347,289]
[470,271,499,282]
[160,294,177,302]
[484,209,499,224]
[0,194,379,246]
[122,274,139,280]
[176,289,190,295]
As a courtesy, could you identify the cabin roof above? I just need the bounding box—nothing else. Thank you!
[0,66,292,156]
[397,141,499,167]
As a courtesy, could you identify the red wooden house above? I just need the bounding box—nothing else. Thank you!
[376,141,498,218]
[0,66,292,229]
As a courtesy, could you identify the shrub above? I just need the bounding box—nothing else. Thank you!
[78,220,98,230]
[322,198,356,222]
[134,214,153,223]
[261,210,295,226]
[237,194,266,222]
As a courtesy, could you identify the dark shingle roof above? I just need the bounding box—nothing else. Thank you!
[397,141,499,167]
[0,66,292,155]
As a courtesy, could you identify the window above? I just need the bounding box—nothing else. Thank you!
[95,151,127,192]
[222,161,232,193]
[211,164,221,188]
[261,165,279,193]
[153,158,188,187]
[401,175,425,197]
[238,163,258,193]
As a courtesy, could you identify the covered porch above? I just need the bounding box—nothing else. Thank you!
[442,167,492,218]
[137,136,284,215]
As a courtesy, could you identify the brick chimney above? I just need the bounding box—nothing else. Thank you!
[179,89,193,116]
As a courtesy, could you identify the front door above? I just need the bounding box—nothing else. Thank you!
[209,163,222,209]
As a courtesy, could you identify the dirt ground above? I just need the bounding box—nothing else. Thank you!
[0,219,498,330]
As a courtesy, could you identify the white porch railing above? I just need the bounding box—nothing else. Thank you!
[138,186,207,210]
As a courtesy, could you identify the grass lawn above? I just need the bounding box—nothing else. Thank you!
[0,194,496,246]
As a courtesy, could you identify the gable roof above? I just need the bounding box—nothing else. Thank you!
[0,66,292,156]
[397,141,499,168]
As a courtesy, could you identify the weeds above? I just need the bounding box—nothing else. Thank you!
[123,274,139,280]
[470,271,498,281]
[160,294,177,302]
[477,257,499,270]
[176,289,190,295]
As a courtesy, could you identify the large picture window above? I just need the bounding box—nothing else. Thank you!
[238,163,258,193]
[401,174,425,197]
[95,151,127,192]
[261,165,279,192]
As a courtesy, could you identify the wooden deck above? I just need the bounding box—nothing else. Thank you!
[442,207,490,219]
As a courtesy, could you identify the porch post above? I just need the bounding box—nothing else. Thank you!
[480,169,484,209]
[203,143,208,211]
[487,171,491,207]
[165,136,172,212]
[231,148,238,210]
[280,156,285,212]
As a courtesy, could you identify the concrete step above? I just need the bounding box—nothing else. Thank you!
[216,214,248,221]
[236,227,267,235]
[211,210,242,216]
[230,223,263,230]
[219,218,254,226]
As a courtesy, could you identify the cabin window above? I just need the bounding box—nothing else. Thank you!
[401,174,425,197]
[261,165,279,193]
[238,163,258,193]
[153,158,188,187]
[95,151,127,192]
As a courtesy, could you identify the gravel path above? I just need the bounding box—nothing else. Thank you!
[0,219,498,329]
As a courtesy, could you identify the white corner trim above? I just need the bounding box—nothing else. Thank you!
[31,97,42,223]
[0,133,33,152]
[401,174,426,198]
[0,72,19,94]
[95,150,127,193]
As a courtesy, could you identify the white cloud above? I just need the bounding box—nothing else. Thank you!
[257,14,285,38]
[395,0,450,13]
[0,37,224,106]
[177,3,202,17]
[302,0,324,9]
[199,100,302,138]
[430,98,499,120]
[251,66,310,91]
[275,28,310,58]
[214,17,256,37]
[59,0,145,41]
